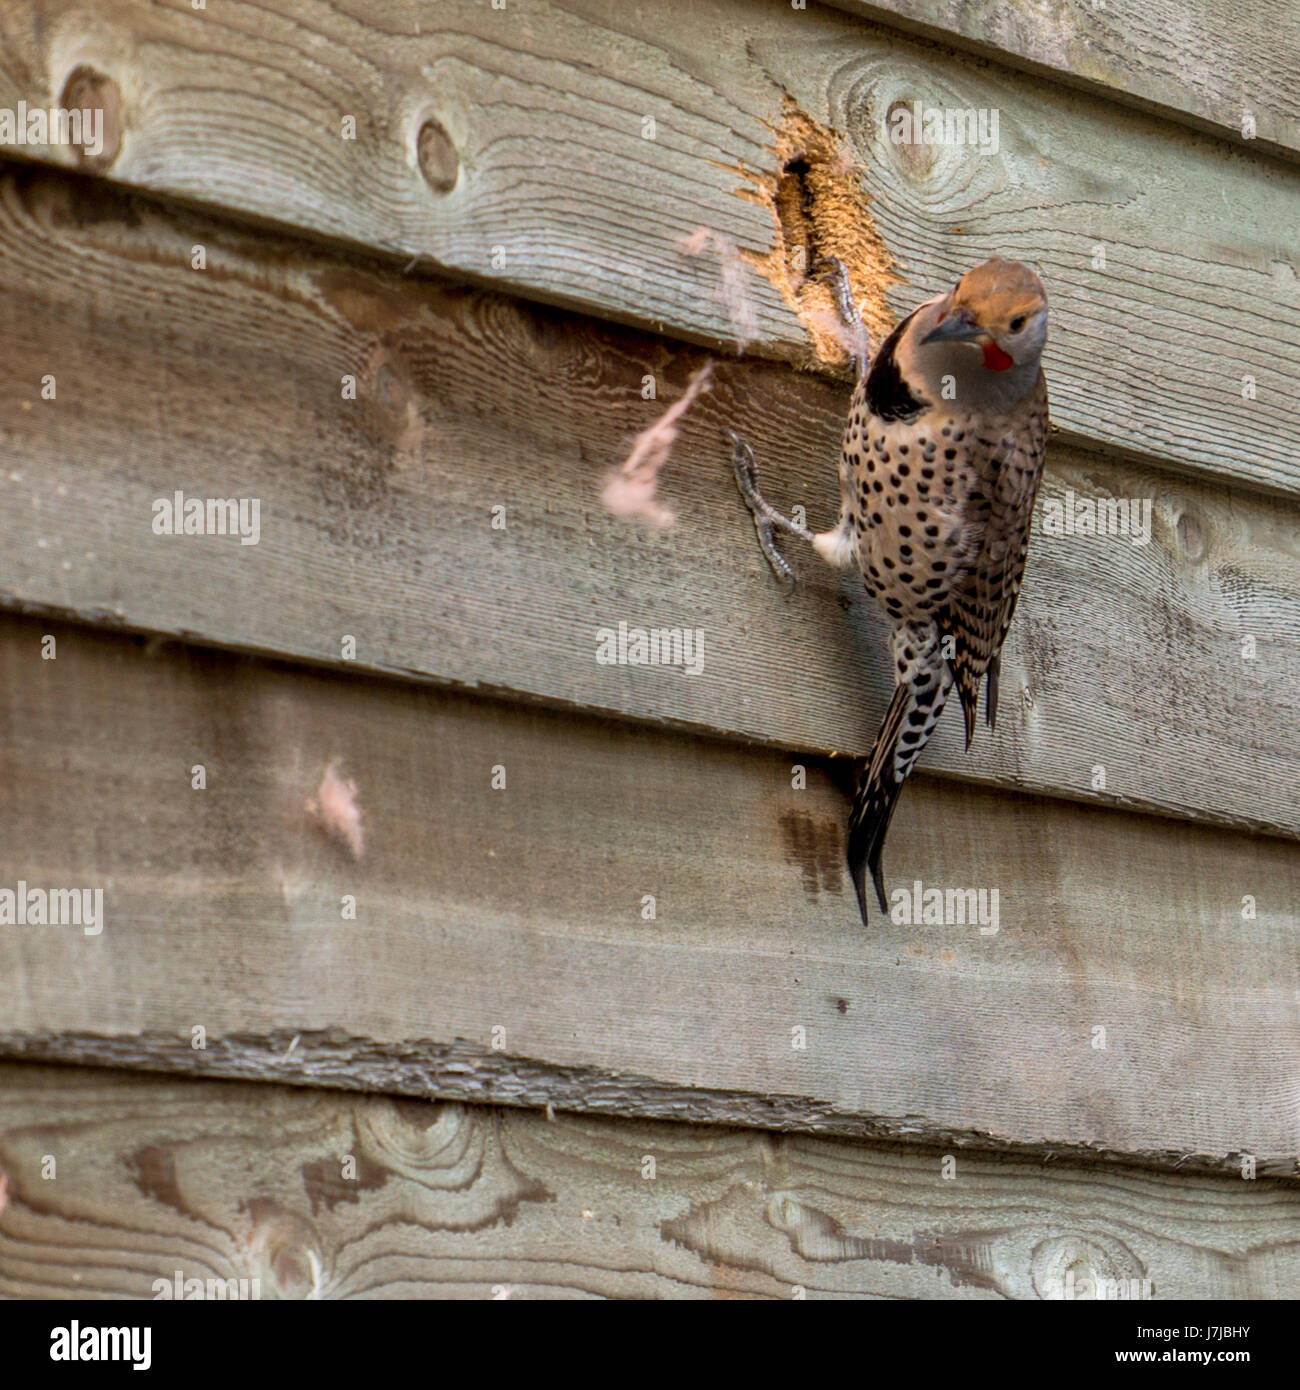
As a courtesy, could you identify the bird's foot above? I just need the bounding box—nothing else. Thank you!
[813,256,868,380]
[728,430,812,594]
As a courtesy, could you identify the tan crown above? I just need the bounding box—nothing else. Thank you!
[952,256,1046,333]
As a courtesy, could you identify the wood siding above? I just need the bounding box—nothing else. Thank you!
[0,0,1294,1299]
[1,1064,1295,1299]
[0,615,1295,1172]
[0,1,1296,492]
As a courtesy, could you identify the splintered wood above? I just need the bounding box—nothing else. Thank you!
[739,100,902,367]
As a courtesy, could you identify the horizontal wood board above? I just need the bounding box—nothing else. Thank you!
[0,168,1296,839]
[825,0,1300,162]
[0,1,1296,490]
[0,615,1296,1172]
[0,1063,1296,1298]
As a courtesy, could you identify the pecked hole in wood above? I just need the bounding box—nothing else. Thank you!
[740,98,902,368]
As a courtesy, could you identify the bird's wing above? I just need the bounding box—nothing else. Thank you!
[940,375,1050,744]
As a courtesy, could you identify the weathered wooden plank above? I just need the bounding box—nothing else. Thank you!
[0,0,1298,493]
[0,1063,1295,1299]
[1,167,1297,840]
[826,0,1300,162]
[0,614,1296,1171]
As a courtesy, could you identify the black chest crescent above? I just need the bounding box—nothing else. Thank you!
[864,310,927,423]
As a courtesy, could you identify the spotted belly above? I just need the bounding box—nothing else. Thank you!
[840,406,984,623]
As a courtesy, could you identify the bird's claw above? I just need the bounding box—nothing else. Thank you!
[729,431,797,595]
[812,256,868,379]
[728,429,759,504]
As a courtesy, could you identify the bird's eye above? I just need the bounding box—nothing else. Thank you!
[1009,315,1027,333]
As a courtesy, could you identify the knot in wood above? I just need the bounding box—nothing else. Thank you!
[59,66,122,173]
[417,118,459,194]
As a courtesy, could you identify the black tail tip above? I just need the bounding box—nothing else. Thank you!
[959,683,978,751]
[848,827,891,926]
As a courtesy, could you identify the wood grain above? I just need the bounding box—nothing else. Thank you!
[0,0,1297,491]
[0,1063,1295,1299]
[0,613,1296,1171]
[827,0,1300,162]
[0,166,1296,840]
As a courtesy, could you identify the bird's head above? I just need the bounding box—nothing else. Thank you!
[920,256,1048,371]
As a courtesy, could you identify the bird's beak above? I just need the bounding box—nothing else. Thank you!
[922,306,982,345]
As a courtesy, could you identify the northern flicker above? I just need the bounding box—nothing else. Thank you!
[732,256,1050,924]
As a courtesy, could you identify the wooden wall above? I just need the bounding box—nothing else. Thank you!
[2,1063,1297,1299]
[0,0,1295,1297]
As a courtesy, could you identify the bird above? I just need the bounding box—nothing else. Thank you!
[731,255,1050,925]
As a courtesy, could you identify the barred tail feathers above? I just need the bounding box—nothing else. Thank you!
[846,626,952,924]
